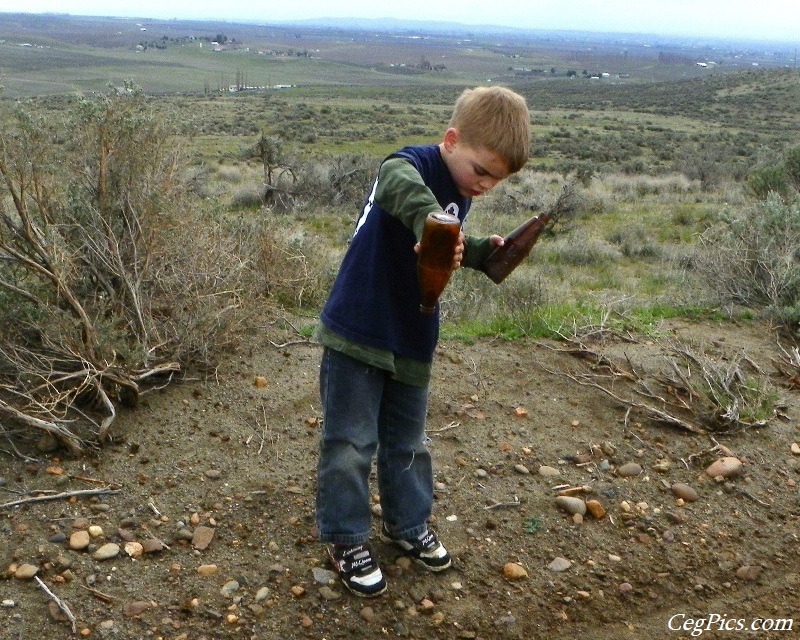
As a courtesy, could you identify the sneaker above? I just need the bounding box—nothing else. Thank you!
[327,542,387,598]
[381,525,452,572]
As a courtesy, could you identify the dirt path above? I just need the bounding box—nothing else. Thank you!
[2,318,798,639]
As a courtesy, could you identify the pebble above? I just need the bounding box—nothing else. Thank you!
[618,582,633,593]
[14,564,39,580]
[617,462,643,477]
[255,586,270,602]
[92,543,120,561]
[197,564,218,576]
[313,567,337,584]
[123,601,153,617]
[220,580,240,596]
[474,468,488,478]
[538,465,560,477]
[118,528,135,542]
[547,557,572,572]
[585,499,606,518]
[360,606,376,622]
[651,459,671,472]
[88,525,104,538]
[192,526,215,550]
[2,600,15,607]
[68,530,91,550]
[736,565,761,581]
[502,562,528,579]
[514,464,530,475]
[48,532,67,544]
[791,442,800,455]
[124,542,144,558]
[705,457,742,478]
[318,586,341,601]
[671,482,699,502]
[141,539,164,554]
[555,496,586,516]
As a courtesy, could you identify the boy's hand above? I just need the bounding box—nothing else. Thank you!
[489,234,505,248]
[413,231,465,270]
[452,232,465,270]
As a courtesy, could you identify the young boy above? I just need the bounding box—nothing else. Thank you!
[314,86,531,597]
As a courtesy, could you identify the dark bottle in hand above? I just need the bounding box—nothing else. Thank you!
[481,212,550,284]
[417,211,462,314]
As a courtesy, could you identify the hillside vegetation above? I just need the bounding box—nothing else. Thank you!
[1,11,800,455]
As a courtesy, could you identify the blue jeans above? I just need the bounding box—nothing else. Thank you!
[316,347,433,545]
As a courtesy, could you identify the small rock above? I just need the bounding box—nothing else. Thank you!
[671,482,699,502]
[69,530,91,550]
[502,562,528,579]
[705,457,742,478]
[312,567,337,585]
[548,557,572,572]
[124,542,144,558]
[48,532,67,544]
[2,600,15,608]
[141,539,164,554]
[36,433,60,453]
[474,468,488,478]
[514,464,530,475]
[360,606,376,622]
[92,543,120,561]
[585,499,606,518]
[617,462,643,477]
[555,496,586,516]
[736,565,762,581]
[192,526,215,550]
[538,465,560,477]
[14,564,39,580]
[88,525,104,538]
[318,586,341,601]
[117,528,136,542]
[123,601,153,617]
[220,580,240,596]
[197,564,218,576]
[651,459,671,472]
[618,582,633,593]
[254,586,270,602]
[791,442,800,455]
[204,469,222,480]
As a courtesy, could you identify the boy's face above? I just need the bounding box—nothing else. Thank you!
[440,127,511,198]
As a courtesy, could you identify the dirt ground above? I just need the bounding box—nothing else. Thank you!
[1,316,799,640]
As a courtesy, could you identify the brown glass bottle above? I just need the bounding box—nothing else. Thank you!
[417,211,462,314]
[481,212,550,284]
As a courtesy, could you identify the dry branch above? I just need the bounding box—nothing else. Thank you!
[0,486,119,509]
[35,577,77,634]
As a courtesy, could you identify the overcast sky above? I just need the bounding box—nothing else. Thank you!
[2,1,798,43]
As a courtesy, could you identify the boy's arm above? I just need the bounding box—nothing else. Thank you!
[375,158,492,269]
[375,157,441,240]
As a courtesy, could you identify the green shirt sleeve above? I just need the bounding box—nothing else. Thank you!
[375,157,493,270]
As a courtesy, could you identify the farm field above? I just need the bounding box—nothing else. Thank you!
[1,12,800,640]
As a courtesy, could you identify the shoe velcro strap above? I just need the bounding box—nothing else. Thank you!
[340,545,375,574]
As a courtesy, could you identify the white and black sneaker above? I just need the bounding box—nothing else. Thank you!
[327,542,387,597]
[381,524,452,571]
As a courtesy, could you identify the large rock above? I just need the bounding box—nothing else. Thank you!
[705,457,742,479]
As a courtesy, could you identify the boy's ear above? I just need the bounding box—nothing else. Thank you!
[442,127,460,151]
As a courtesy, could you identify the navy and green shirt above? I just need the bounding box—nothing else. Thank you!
[316,144,494,386]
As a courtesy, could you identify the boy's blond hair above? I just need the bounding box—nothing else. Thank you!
[448,86,530,174]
